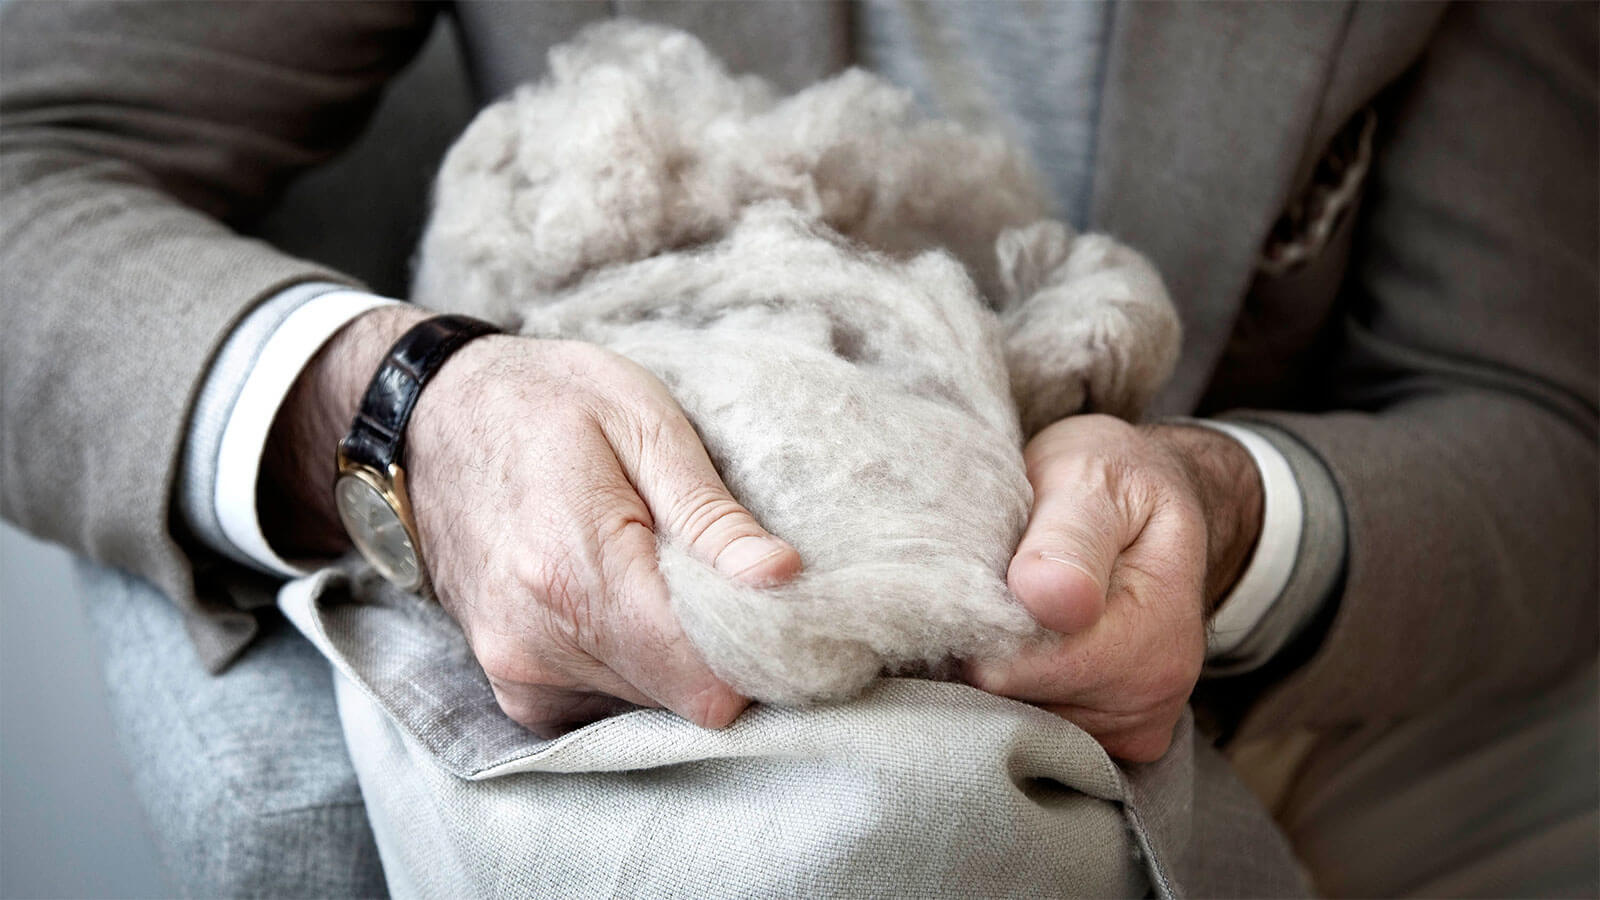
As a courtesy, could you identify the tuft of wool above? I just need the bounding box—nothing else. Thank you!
[412,21,1180,705]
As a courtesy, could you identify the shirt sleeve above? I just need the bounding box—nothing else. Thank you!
[1185,419,1348,675]
[178,282,401,577]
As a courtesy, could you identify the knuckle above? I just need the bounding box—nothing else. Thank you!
[680,683,745,729]
[628,393,681,432]
[496,680,637,737]
[547,407,602,448]
[602,386,682,457]
[490,687,567,739]
[475,638,551,689]
[489,684,535,724]
[592,509,657,556]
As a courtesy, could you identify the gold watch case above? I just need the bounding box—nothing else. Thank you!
[334,445,429,594]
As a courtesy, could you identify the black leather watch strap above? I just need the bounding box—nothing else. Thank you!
[340,314,501,471]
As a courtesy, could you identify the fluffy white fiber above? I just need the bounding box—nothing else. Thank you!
[412,22,1180,705]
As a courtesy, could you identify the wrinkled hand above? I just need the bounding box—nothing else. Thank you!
[263,306,801,737]
[965,415,1263,762]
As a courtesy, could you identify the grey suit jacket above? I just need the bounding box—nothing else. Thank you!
[1,1,1594,745]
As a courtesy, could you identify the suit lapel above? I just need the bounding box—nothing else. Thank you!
[1091,1,1355,415]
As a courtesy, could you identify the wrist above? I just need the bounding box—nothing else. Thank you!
[1144,423,1264,612]
[259,304,432,557]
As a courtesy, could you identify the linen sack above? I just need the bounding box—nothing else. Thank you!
[280,571,1202,898]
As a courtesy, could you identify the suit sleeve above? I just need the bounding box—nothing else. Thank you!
[1235,1,1598,734]
[0,1,436,667]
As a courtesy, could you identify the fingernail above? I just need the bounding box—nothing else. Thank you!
[715,535,791,584]
[1038,551,1103,588]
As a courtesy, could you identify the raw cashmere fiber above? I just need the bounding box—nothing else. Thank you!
[411,22,1180,706]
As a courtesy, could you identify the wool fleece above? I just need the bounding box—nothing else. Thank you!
[411,22,1180,705]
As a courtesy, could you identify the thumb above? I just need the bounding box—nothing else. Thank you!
[1008,482,1133,634]
[610,405,802,588]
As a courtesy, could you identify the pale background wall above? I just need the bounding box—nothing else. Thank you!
[1,523,173,898]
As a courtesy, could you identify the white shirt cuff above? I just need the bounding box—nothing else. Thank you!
[1191,420,1305,659]
[213,290,400,576]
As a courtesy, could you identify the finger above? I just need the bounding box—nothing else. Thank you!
[490,679,653,739]
[1008,452,1147,635]
[965,552,1185,706]
[1008,550,1109,635]
[963,630,1073,699]
[607,400,802,588]
[966,627,1184,763]
[972,530,1205,711]
[577,478,752,729]
[1039,699,1188,764]
[469,618,659,716]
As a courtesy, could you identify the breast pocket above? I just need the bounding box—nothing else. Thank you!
[1258,107,1377,279]
[1202,107,1378,414]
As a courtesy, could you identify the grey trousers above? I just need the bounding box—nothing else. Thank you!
[81,561,1597,898]
[79,563,387,898]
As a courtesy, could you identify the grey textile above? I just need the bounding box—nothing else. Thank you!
[73,549,1595,899]
[278,568,1308,899]
[74,561,386,899]
[854,0,1112,229]
[1256,661,1600,898]
[1201,420,1348,678]
[1224,1,1599,738]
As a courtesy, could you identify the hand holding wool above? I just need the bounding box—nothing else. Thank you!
[406,332,804,736]
[967,415,1264,761]
[266,304,800,737]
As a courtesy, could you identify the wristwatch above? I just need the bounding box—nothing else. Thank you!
[333,313,501,594]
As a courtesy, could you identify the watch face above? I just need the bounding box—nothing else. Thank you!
[335,474,422,590]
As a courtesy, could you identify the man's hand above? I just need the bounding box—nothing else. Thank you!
[262,306,801,737]
[965,415,1263,762]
